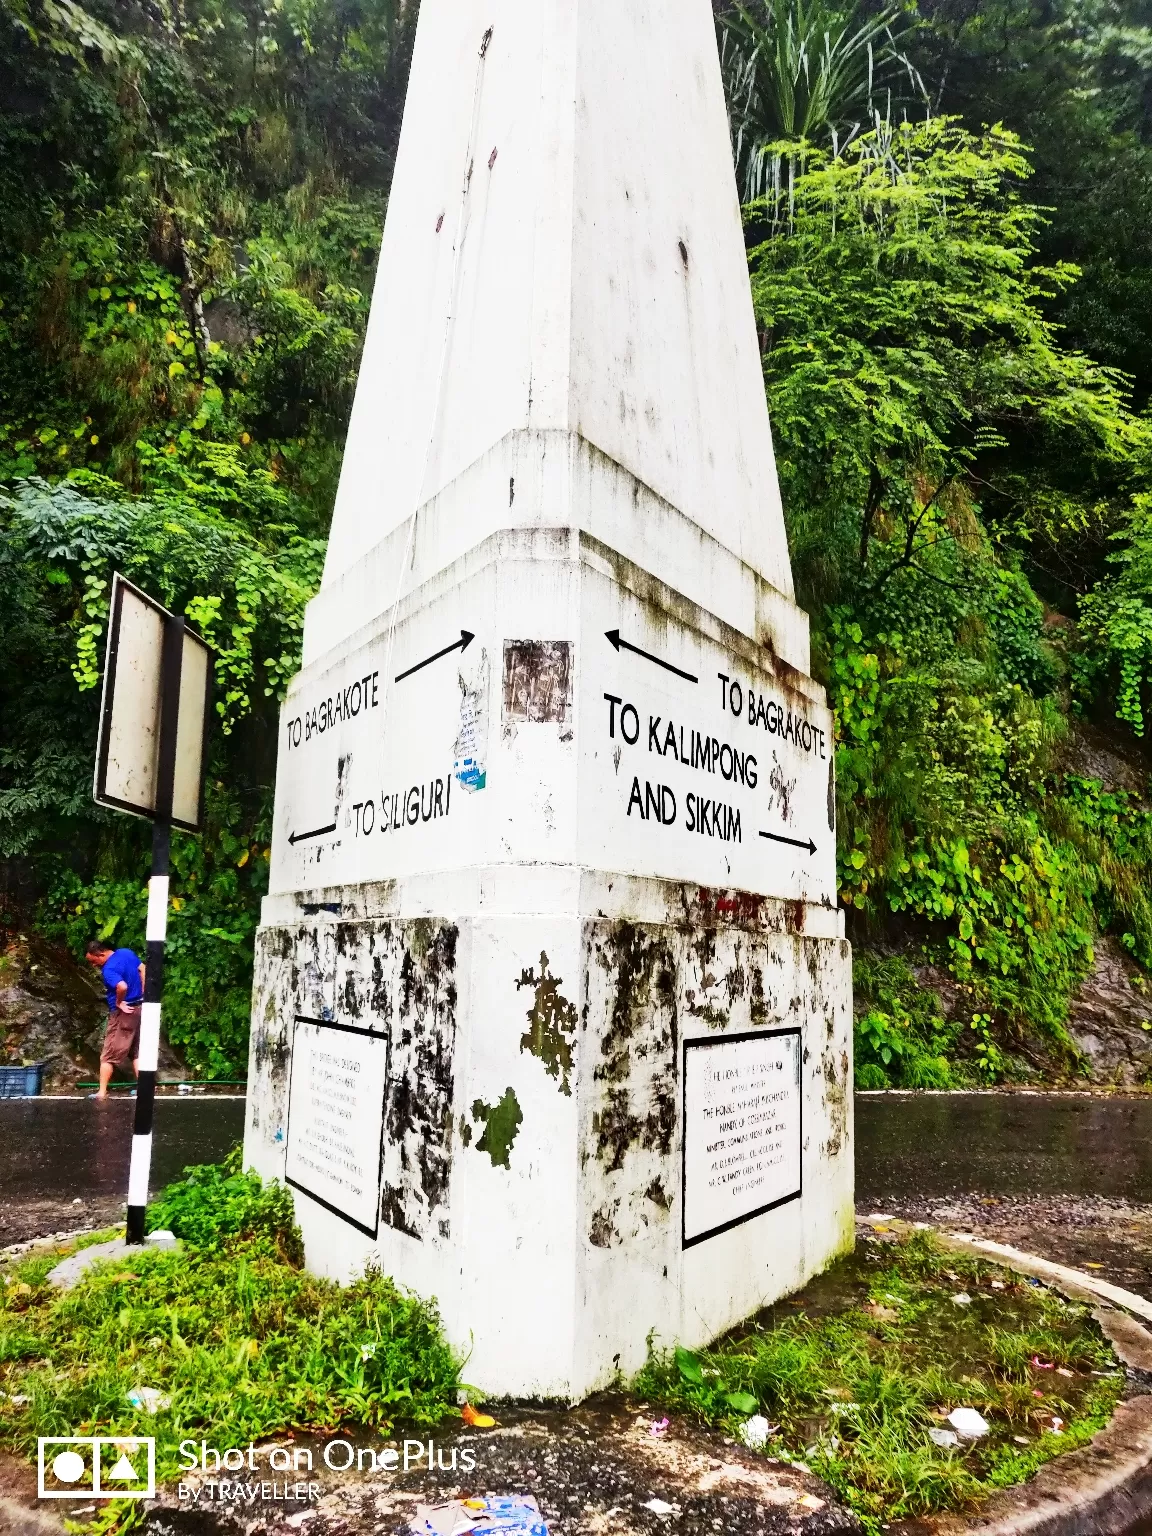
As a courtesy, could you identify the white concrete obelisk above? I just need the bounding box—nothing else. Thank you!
[244,0,853,1400]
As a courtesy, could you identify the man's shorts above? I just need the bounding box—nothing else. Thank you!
[101,1006,142,1067]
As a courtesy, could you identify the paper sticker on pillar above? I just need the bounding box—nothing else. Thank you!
[454,646,490,791]
[682,1029,802,1249]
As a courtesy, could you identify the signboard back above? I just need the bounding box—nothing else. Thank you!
[93,574,212,832]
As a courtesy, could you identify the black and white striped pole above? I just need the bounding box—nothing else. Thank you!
[126,615,183,1246]
[94,575,212,1244]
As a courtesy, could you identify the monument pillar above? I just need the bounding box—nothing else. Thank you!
[244,0,853,1400]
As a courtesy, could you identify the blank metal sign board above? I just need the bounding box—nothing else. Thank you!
[93,574,212,832]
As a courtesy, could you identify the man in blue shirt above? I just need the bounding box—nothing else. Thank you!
[84,941,145,1099]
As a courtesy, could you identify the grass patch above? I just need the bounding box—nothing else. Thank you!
[635,1231,1125,1533]
[0,1150,461,1531]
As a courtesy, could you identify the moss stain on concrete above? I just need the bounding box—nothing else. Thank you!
[516,951,578,1095]
[471,1087,524,1170]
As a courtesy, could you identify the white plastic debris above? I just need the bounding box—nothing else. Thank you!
[929,1428,959,1448]
[642,1499,677,1517]
[409,1503,478,1536]
[145,1230,179,1251]
[739,1415,774,1449]
[127,1386,171,1413]
[951,1292,972,1306]
[948,1407,990,1439]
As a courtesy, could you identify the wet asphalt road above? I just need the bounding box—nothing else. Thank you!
[0,1094,245,1243]
[4,1089,1152,1246]
[856,1090,1152,1204]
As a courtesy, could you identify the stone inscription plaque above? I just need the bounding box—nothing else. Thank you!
[682,1029,802,1248]
[285,1017,388,1237]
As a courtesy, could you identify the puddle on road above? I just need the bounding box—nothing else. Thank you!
[0,1096,245,1202]
[857,1091,1152,1204]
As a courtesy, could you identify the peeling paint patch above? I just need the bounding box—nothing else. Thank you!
[502,640,572,727]
[381,922,458,1239]
[584,922,678,1246]
[644,1177,671,1210]
[766,753,798,824]
[516,951,578,1095]
[471,1087,523,1169]
[589,1201,621,1248]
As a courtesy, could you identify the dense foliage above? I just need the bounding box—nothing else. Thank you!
[1,0,1152,1080]
[0,1155,461,1532]
[0,0,414,1073]
[742,110,1152,1075]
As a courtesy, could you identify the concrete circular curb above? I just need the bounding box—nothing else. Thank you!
[864,1219,1152,1536]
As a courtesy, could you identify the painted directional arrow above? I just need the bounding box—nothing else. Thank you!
[396,629,475,683]
[605,629,698,684]
[289,822,337,846]
[760,830,817,856]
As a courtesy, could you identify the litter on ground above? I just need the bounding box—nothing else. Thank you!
[409,1497,548,1536]
[738,1414,775,1449]
[947,1407,990,1439]
[641,1498,678,1517]
[460,1403,497,1428]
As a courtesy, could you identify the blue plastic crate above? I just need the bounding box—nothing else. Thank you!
[0,1062,45,1098]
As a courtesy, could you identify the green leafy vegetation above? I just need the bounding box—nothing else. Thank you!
[0,0,414,1074]
[635,1231,1125,1532]
[0,1154,461,1531]
[743,101,1152,1079]
[853,954,959,1089]
[1,0,1151,1082]
[144,1143,303,1254]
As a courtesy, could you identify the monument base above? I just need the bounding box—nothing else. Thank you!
[245,869,852,1400]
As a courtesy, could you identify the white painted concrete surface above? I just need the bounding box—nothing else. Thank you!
[322,0,792,635]
[245,0,853,1401]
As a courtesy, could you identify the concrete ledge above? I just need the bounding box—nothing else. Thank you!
[863,1219,1152,1535]
[896,1394,1152,1535]
[943,1234,1152,1328]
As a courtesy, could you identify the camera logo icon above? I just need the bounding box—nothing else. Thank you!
[37,1437,156,1499]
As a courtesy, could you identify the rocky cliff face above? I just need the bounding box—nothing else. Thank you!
[0,926,178,1090]
[1066,935,1152,1086]
[0,928,105,1089]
